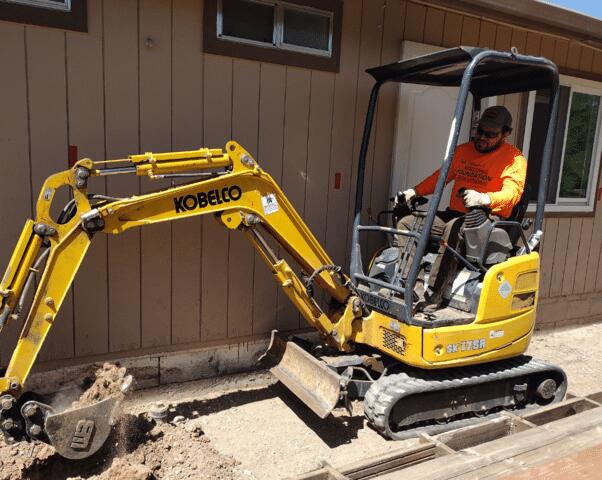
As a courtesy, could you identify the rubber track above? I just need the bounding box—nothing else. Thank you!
[363,356,567,440]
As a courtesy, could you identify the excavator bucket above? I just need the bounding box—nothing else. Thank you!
[43,396,122,459]
[260,330,342,418]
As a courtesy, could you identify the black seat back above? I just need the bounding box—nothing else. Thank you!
[506,185,531,245]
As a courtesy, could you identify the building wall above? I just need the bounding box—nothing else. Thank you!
[0,0,601,372]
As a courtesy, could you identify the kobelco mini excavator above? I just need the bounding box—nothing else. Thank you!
[0,47,567,459]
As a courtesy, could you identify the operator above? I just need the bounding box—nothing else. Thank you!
[396,105,526,311]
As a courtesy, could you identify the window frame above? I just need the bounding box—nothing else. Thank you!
[3,0,71,11]
[0,0,86,31]
[522,74,602,213]
[203,0,342,72]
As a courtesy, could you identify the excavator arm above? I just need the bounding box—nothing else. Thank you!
[0,141,362,457]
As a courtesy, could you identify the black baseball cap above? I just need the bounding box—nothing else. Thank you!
[479,106,512,130]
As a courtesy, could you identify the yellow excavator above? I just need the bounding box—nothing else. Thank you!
[0,47,567,459]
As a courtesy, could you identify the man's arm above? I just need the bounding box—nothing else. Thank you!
[485,154,527,212]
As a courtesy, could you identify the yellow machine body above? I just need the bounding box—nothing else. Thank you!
[0,142,540,396]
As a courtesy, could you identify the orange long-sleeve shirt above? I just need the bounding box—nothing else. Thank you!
[414,141,527,219]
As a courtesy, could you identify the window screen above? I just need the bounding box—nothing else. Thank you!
[221,0,275,44]
[283,7,330,52]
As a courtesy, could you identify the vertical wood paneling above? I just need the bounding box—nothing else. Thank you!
[539,218,558,298]
[404,2,426,43]
[228,59,260,338]
[539,36,555,59]
[478,21,496,49]
[345,0,385,268]
[278,67,310,330]
[305,71,335,245]
[460,16,480,46]
[368,0,403,256]
[0,23,31,367]
[442,12,462,48]
[325,0,363,268]
[565,42,582,71]
[66,0,108,357]
[253,63,286,335]
[139,0,173,348]
[494,25,512,51]
[423,7,444,47]
[549,221,569,297]
[104,0,142,353]
[201,54,232,340]
[171,0,204,344]
[561,218,582,295]
[26,26,73,362]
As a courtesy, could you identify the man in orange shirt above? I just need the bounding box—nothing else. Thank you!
[396,106,527,310]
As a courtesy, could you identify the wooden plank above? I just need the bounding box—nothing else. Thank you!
[539,217,558,298]
[26,26,73,362]
[201,54,232,341]
[66,0,109,357]
[324,0,362,269]
[344,0,385,269]
[494,24,512,51]
[566,42,583,71]
[0,23,32,367]
[561,218,582,296]
[104,0,142,353]
[252,63,286,335]
[539,36,555,60]
[380,407,602,479]
[553,39,570,68]
[229,59,260,338]
[403,2,426,44]
[524,32,541,56]
[441,11,462,48]
[138,0,173,349]
[433,416,516,451]
[477,20,496,49]
[572,218,593,294]
[521,397,597,426]
[510,28,527,53]
[458,428,602,479]
[305,71,335,247]
[460,16,480,47]
[367,0,403,257]
[423,7,444,47]
[278,67,311,330]
[549,218,570,297]
[506,442,602,480]
[171,0,204,345]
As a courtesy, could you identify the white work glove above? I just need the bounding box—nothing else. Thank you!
[463,189,491,208]
[401,188,416,203]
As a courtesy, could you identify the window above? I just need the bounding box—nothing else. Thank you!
[0,0,86,31]
[204,0,342,72]
[3,0,70,11]
[522,76,602,213]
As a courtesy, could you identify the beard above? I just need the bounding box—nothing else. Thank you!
[474,137,504,153]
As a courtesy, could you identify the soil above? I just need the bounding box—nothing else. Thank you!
[71,363,128,409]
[0,323,600,480]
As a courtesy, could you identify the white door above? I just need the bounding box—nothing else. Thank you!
[391,41,476,209]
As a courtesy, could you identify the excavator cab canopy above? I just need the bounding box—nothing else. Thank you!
[350,47,560,325]
[366,46,557,97]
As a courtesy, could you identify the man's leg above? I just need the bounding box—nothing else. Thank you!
[394,212,449,298]
[426,214,465,306]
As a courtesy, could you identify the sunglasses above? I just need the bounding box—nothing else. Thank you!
[476,126,502,139]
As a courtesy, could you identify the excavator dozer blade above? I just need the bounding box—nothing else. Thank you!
[44,396,122,460]
[260,330,341,418]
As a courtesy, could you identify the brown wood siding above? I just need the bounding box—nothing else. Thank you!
[2,0,602,369]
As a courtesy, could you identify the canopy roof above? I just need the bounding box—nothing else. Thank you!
[366,47,557,97]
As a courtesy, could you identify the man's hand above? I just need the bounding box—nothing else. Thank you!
[463,189,491,208]
[397,188,416,205]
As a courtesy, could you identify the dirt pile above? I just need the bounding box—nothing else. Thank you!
[1,411,242,480]
[72,362,128,408]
